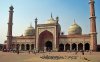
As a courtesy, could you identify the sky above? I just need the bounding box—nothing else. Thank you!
[0,0,100,44]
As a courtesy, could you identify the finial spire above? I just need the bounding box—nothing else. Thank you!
[51,12,52,18]
[30,22,32,27]
[74,19,76,24]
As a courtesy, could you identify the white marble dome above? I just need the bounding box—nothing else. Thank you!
[68,21,82,35]
[45,14,61,33]
[24,24,35,36]
[45,16,57,24]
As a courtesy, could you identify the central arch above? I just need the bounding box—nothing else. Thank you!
[39,30,53,51]
[45,41,52,51]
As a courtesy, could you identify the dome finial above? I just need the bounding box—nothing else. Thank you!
[74,19,76,24]
[30,22,32,27]
[51,12,53,18]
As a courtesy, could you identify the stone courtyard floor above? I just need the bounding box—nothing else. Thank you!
[0,51,100,62]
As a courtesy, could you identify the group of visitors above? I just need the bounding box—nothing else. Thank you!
[75,50,93,55]
[75,50,85,55]
[40,55,78,60]
[2,47,93,55]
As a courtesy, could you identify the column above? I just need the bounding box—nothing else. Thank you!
[19,44,21,50]
[83,44,85,51]
[30,44,31,50]
[77,43,78,51]
[64,44,66,51]
[70,43,72,51]
[53,35,56,51]
[25,44,26,50]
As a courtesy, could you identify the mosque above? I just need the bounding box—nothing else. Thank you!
[4,0,97,51]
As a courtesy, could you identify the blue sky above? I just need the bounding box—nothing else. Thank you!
[0,0,100,44]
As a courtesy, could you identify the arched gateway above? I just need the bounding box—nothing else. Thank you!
[45,41,52,51]
[38,30,53,51]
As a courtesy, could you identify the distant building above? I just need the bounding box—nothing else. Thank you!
[4,0,97,51]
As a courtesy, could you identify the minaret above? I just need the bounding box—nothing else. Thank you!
[7,5,14,50]
[56,16,59,49]
[89,0,97,51]
[35,18,38,49]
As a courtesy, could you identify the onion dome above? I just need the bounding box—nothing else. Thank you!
[45,13,57,24]
[24,24,35,36]
[45,13,61,33]
[68,20,82,35]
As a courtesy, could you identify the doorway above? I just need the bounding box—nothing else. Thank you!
[45,41,52,51]
[59,44,64,51]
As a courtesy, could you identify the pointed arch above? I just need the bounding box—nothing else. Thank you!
[39,30,53,50]
[45,41,52,51]
[85,43,90,51]
[21,44,25,51]
[65,43,70,51]
[78,43,83,51]
[72,43,77,51]
[26,44,30,50]
[31,44,34,50]
[59,44,64,51]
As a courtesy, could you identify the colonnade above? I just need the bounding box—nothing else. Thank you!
[12,43,90,51]
[12,44,34,51]
[59,43,90,51]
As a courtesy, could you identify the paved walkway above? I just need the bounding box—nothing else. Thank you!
[0,51,100,62]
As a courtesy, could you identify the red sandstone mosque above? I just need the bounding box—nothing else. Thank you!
[4,0,97,51]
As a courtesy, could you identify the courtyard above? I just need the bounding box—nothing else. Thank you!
[0,51,100,62]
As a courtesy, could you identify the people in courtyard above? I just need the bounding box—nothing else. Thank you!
[89,50,92,55]
[16,45,19,54]
[28,50,30,54]
[82,50,84,55]
[75,51,78,55]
